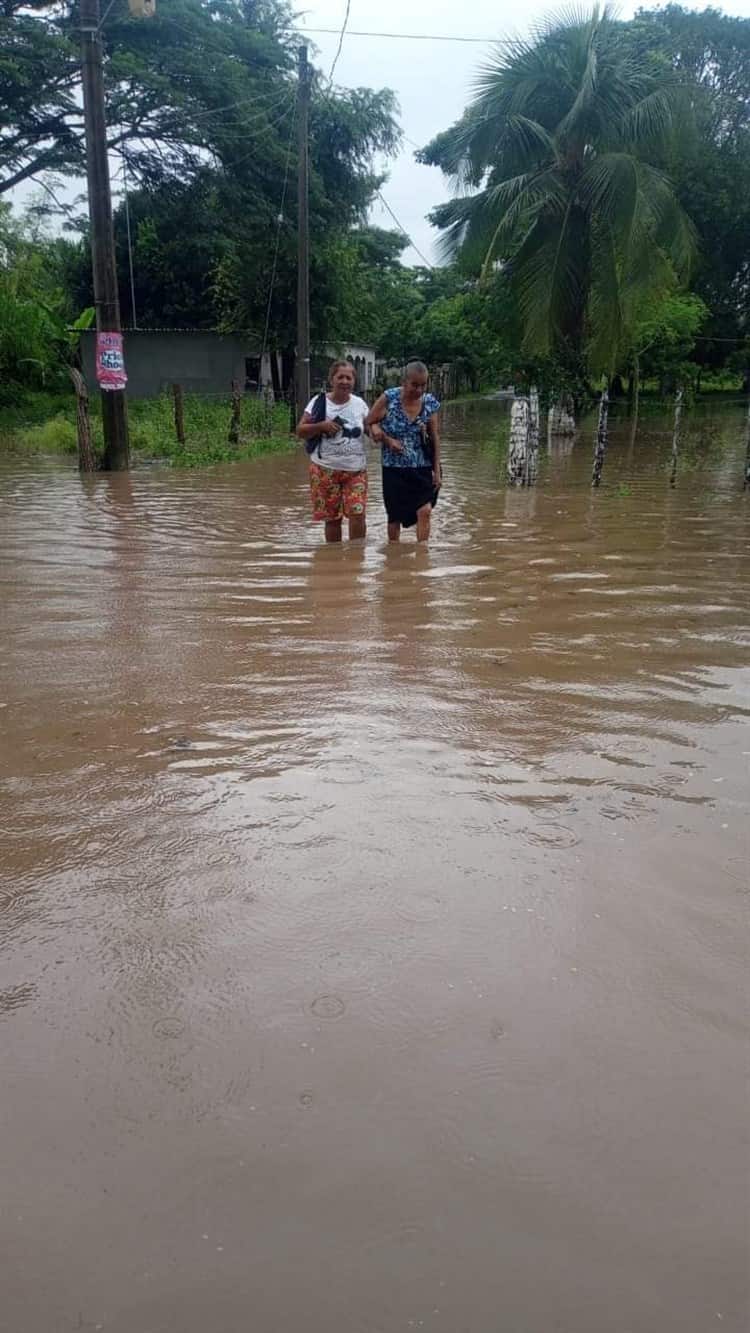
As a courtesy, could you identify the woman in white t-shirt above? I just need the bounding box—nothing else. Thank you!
[296,361,370,542]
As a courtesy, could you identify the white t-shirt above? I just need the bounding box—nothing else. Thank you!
[306,393,369,471]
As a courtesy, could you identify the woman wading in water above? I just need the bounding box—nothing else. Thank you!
[366,362,441,543]
[296,361,370,543]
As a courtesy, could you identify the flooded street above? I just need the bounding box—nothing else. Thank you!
[1,400,748,1333]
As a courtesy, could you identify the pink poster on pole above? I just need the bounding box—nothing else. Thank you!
[96,332,128,390]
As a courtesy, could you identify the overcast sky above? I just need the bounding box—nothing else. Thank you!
[297,0,750,265]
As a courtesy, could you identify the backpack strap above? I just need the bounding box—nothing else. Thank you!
[305,391,328,456]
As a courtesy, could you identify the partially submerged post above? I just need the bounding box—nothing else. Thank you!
[70,368,96,472]
[172,383,185,445]
[529,385,540,445]
[229,380,242,445]
[508,396,529,485]
[548,394,575,439]
[670,386,683,487]
[591,385,609,487]
[630,355,640,440]
[525,386,540,485]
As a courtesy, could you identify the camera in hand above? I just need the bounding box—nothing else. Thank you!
[332,415,362,440]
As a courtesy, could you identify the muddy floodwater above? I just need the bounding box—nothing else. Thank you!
[1,400,748,1333]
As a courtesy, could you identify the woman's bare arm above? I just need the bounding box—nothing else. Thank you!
[365,394,403,452]
[296,411,337,441]
[364,394,387,430]
[428,414,441,478]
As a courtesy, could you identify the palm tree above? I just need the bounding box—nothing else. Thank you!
[421,6,695,384]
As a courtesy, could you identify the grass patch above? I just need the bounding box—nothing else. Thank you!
[9,413,82,456]
[0,391,295,467]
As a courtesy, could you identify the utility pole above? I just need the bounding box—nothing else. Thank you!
[295,44,311,418]
[80,0,130,469]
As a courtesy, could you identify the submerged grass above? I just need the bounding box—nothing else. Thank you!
[0,391,294,468]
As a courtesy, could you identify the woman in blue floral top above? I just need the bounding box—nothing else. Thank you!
[366,361,441,542]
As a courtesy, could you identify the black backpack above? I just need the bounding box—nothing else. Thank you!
[304,391,328,455]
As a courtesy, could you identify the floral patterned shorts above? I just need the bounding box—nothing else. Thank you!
[310,462,368,521]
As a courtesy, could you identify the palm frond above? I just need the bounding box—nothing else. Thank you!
[512,201,585,354]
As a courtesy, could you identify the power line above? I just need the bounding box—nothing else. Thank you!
[260,98,298,378]
[226,99,295,170]
[294,26,502,44]
[182,87,293,125]
[375,190,433,268]
[327,0,353,84]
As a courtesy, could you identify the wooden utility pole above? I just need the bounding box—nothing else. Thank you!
[80,0,130,470]
[295,44,311,419]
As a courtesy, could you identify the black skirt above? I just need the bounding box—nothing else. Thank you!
[382,466,438,528]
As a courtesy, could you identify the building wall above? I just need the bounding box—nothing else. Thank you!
[317,344,378,393]
[81,331,250,399]
[80,332,378,400]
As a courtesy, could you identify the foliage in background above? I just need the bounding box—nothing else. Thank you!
[0,203,88,401]
[420,6,695,389]
[1,390,292,468]
[0,2,748,409]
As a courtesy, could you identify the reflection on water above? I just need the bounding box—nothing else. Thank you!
[1,399,748,1333]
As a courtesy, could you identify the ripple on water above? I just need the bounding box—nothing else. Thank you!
[152,1016,187,1040]
[310,994,346,1020]
[522,823,581,850]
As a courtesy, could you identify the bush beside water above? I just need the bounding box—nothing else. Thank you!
[0,391,293,467]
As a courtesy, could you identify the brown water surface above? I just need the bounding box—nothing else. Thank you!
[1,401,749,1332]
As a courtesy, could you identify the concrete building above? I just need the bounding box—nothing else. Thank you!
[314,343,378,394]
[80,330,378,399]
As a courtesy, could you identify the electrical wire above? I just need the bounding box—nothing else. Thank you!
[376,190,433,268]
[121,152,138,329]
[259,96,298,382]
[293,26,503,43]
[225,99,295,170]
[179,87,294,125]
[327,0,353,84]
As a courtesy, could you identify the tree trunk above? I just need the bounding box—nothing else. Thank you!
[70,368,97,472]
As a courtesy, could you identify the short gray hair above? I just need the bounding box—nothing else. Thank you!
[404,360,428,379]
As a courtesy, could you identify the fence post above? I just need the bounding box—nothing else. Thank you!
[172,383,185,445]
[670,386,683,487]
[591,385,610,487]
[229,379,242,444]
[70,368,96,472]
[508,397,529,485]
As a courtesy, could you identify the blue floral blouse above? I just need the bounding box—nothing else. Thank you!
[381,387,441,469]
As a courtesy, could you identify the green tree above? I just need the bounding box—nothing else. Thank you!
[630,6,750,376]
[628,290,708,391]
[0,203,73,396]
[420,6,695,387]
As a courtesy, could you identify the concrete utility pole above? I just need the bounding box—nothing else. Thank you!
[295,44,311,417]
[80,0,130,469]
